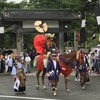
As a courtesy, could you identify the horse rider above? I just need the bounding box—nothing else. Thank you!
[44,33,59,58]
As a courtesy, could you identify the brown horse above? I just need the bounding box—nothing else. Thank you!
[58,52,77,92]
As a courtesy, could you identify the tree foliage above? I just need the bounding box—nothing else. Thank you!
[0,0,100,50]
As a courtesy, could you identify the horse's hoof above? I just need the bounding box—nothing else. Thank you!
[43,86,47,90]
[82,86,85,90]
[36,85,39,90]
[66,89,70,92]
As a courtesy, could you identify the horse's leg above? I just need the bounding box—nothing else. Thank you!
[41,68,47,90]
[36,70,42,89]
[64,75,70,92]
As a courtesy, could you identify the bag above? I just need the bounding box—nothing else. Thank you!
[13,78,20,90]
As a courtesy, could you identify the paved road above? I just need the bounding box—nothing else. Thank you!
[0,71,100,100]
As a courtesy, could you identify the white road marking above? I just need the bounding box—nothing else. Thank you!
[0,95,60,100]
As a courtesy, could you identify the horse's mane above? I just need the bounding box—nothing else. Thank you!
[59,52,77,64]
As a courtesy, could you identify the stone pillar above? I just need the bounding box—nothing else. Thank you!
[16,23,23,55]
[59,21,64,53]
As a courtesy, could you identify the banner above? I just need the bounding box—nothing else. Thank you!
[80,11,86,43]
[94,6,100,32]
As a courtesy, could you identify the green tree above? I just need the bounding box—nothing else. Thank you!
[1,0,100,50]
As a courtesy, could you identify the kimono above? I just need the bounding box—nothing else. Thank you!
[77,53,90,88]
[46,59,61,80]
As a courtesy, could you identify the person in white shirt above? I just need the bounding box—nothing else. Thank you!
[88,52,93,70]
[25,53,31,73]
[7,55,13,73]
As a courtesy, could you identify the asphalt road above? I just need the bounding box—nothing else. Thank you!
[0,72,100,100]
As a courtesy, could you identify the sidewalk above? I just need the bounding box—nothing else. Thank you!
[0,67,100,77]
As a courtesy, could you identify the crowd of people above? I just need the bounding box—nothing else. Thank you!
[0,52,32,74]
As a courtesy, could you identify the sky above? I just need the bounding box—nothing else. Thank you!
[7,0,22,3]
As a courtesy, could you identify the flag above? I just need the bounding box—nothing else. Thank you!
[94,6,100,32]
[0,20,4,45]
[80,11,86,43]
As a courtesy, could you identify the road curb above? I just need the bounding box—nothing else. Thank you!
[0,73,10,76]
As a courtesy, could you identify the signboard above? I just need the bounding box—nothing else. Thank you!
[23,20,59,28]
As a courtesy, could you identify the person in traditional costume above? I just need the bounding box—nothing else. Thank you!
[46,53,61,96]
[44,33,59,59]
[11,56,26,93]
[77,49,89,89]
[45,33,59,54]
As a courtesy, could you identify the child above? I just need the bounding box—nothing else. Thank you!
[46,53,61,96]
[12,56,26,94]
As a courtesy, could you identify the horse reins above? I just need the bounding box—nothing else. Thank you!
[58,56,75,66]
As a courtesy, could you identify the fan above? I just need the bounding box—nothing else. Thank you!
[34,20,48,33]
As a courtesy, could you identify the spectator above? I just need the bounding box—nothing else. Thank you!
[25,53,31,73]
[94,50,99,74]
[7,55,13,73]
[88,52,93,71]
